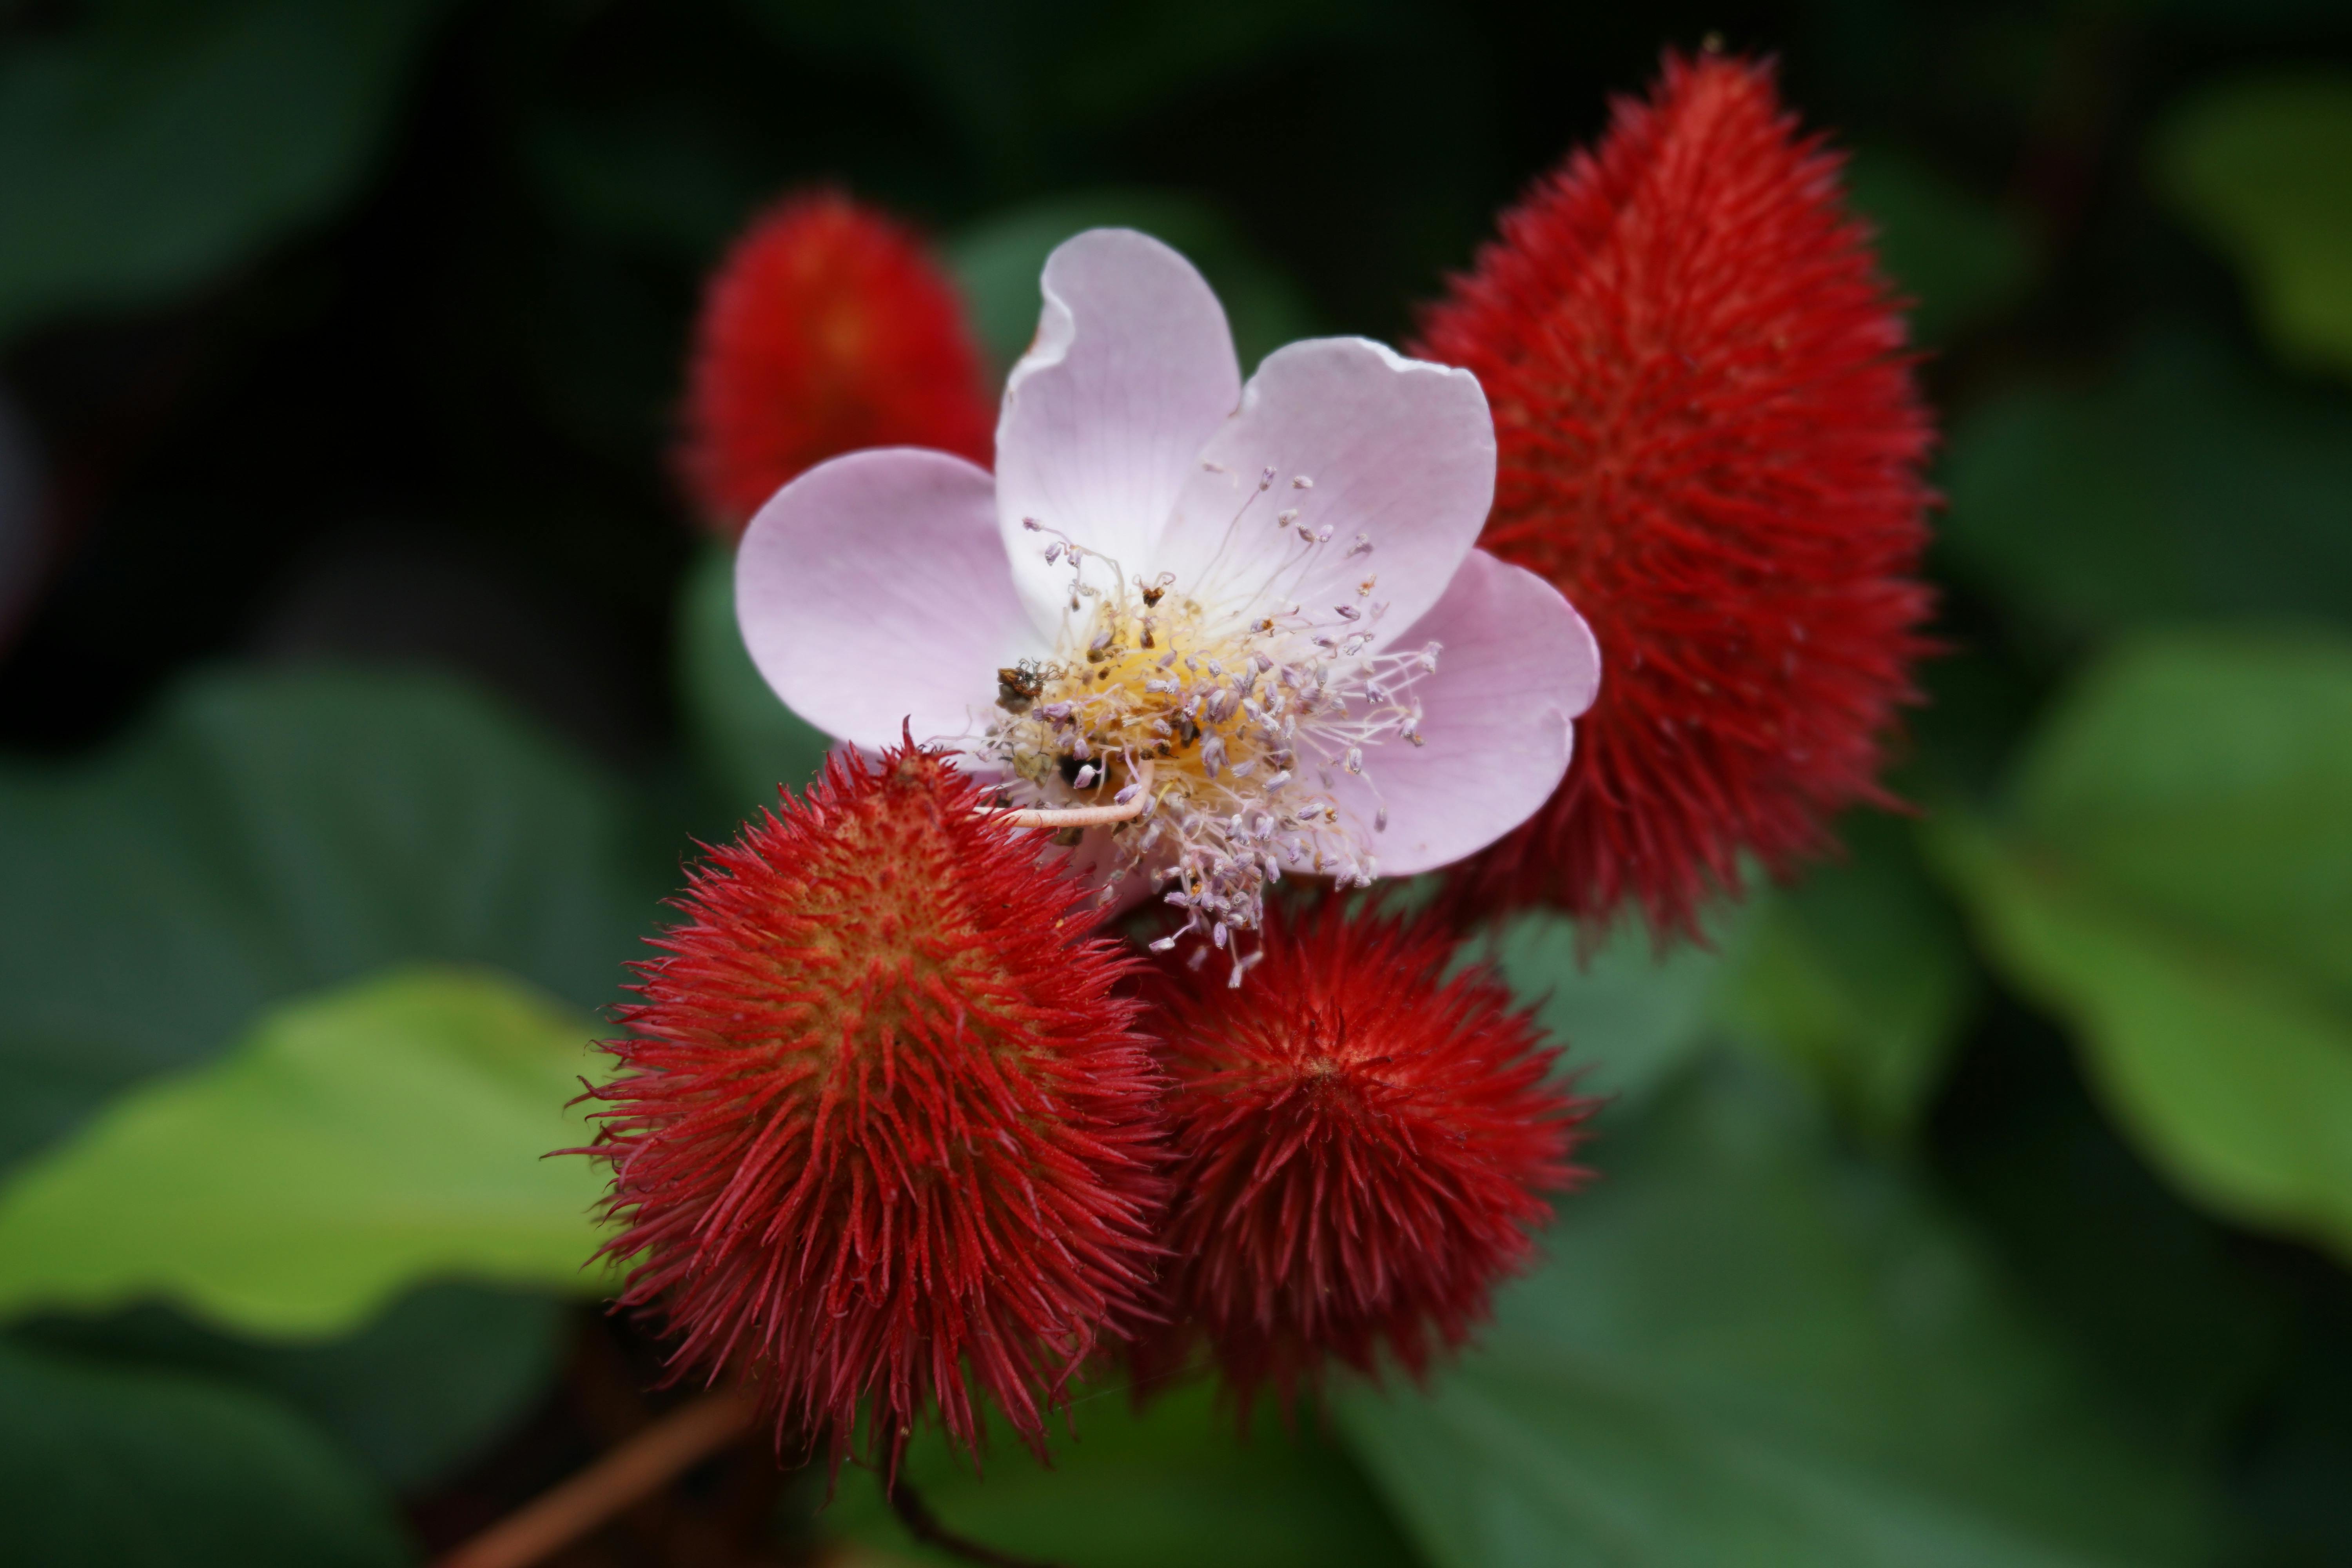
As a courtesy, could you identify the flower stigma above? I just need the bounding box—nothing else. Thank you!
[972,465,1443,982]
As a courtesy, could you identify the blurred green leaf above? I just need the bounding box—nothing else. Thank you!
[1932,628,2352,1260]
[819,1375,1418,1568]
[679,541,833,823]
[2152,72,2352,380]
[0,966,615,1336]
[1475,902,1757,1111]
[1337,1054,2215,1568]
[1940,330,2352,636]
[1845,142,2035,343]
[1719,815,1977,1144]
[0,1337,408,1566]
[19,1283,568,1493]
[1936,1026,2287,1478]
[0,0,447,341]
[0,666,651,1169]
[946,189,1318,379]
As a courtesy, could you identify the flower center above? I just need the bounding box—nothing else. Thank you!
[975,472,1442,983]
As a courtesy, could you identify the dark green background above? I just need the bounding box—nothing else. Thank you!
[4,1,2351,1564]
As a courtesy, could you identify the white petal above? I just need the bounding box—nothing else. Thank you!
[995,229,1242,636]
[737,448,1043,751]
[1328,548,1600,876]
[1152,337,1495,637]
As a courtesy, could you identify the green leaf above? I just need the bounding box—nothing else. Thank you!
[1475,902,1758,1111]
[1718,814,1977,1144]
[1939,330,2352,636]
[0,1337,408,1566]
[0,966,615,1336]
[1844,143,2035,343]
[817,1375,1419,1568]
[19,1284,569,1493]
[946,189,1318,379]
[1930,627,2352,1258]
[0,0,448,342]
[1336,1055,2215,1568]
[2152,72,2352,380]
[0,666,650,1169]
[677,542,833,825]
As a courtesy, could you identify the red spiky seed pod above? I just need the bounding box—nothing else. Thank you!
[584,739,1167,1476]
[679,190,995,537]
[1132,900,1589,1418]
[1417,51,1936,940]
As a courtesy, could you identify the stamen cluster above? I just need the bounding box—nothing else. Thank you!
[976,472,1441,980]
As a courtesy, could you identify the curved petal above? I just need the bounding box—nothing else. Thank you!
[1152,338,1495,637]
[1328,548,1601,876]
[737,448,1044,751]
[996,229,1242,637]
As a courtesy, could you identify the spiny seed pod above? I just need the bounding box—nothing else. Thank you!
[1417,51,1936,940]
[1132,898,1589,1418]
[679,190,994,536]
[585,739,1167,1476]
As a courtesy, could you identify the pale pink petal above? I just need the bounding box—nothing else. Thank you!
[995,229,1242,635]
[1153,338,1494,637]
[737,448,1043,751]
[1327,549,1600,876]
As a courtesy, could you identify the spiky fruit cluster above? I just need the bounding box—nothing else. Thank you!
[1132,899,1589,1418]
[679,191,994,535]
[585,740,1166,1475]
[1417,50,1936,940]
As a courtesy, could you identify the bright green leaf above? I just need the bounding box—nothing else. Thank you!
[1940,330,2352,635]
[1845,142,2035,343]
[0,0,448,342]
[0,666,651,1169]
[1337,1055,2214,1568]
[1719,814,1977,1143]
[947,189,1317,379]
[1475,902,1757,1110]
[0,1337,409,1566]
[19,1284,569,1493]
[677,542,832,826]
[0,967,616,1337]
[818,1375,1418,1568]
[2153,72,2352,380]
[1932,628,2352,1259]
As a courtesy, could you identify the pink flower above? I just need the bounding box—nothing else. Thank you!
[737,229,1599,975]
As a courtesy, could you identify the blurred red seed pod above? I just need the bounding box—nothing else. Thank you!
[583,739,1167,1477]
[1417,51,1937,940]
[678,191,995,537]
[1132,899,1590,1419]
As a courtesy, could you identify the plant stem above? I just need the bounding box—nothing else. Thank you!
[431,1387,757,1568]
[887,1477,1067,1568]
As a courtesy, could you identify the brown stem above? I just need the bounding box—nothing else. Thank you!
[431,1387,757,1568]
[888,1478,1067,1568]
